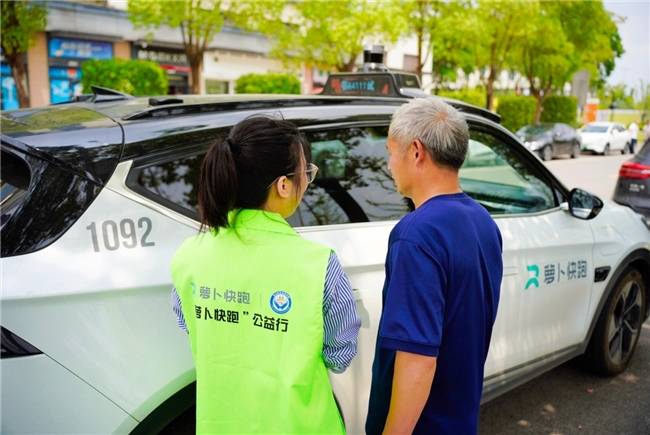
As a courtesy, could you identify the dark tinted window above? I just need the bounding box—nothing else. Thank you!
[134,154,203,214]
[1,147,102,257]
[131,127,409,226]
[1,150,31,226]
[460,130,555,214]
[288,126,409,227]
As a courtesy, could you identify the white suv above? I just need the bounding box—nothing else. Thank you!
[581,122,633,155]
[2,94,649,434]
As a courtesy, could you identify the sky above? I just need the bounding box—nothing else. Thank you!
[603,0,650,90]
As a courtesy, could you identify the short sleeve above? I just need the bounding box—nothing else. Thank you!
[378,239,447,357]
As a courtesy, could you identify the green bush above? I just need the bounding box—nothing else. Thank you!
[235,73,301,94]
[81,59,168,96]
[437,88,486,108]
[496,95,536,132]
[541,95,578,126]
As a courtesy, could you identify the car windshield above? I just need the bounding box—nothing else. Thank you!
[517,125,552,136]
[583,125,609,133]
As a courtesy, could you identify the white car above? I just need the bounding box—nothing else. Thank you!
[581,122,633,155]
[2,90,649,434]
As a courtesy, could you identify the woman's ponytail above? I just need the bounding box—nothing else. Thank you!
[198,137,238,232]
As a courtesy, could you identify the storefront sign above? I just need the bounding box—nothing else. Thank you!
[49,38,113,60]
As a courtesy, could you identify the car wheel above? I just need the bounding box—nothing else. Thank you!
[583,268,646,376]
[540,145,552,161]
[603,143,610,156]
[621,143,628,154]
[571,143,580,158]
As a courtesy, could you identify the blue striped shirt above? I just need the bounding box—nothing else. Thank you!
[171,252,361,373]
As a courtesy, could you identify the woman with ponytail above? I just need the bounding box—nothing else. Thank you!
[170,116,360,434]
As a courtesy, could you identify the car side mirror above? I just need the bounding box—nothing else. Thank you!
[566,188,603,220]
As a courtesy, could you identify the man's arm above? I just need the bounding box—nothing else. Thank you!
[382,351,437,435]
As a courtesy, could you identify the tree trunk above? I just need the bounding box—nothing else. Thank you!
[486,72,495,111]
[534,94,543,123]
[6,53,30,108]
[188,53,203,94]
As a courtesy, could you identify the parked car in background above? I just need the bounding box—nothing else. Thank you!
[614,138,650,219]
[516,123,581,161]
[580,122,632,155]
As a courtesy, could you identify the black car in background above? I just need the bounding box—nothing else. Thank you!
[614,138,650,219]
[516,123,581,161]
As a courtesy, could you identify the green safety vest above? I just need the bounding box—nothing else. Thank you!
[171,209,345,434]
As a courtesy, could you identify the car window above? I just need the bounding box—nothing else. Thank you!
[583,125,608,133]
[134,153,203,216]
[1,149,31,227]
[288,125,410,227]
[460,130,556,215]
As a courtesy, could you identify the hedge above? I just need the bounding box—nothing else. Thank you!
[235,73,301,94]
[496,95,536,132]
[81,59,168,96]
[541,95,578,126]
[437,88,486,108]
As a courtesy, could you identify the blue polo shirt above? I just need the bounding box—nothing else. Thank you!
[366,192,503,435]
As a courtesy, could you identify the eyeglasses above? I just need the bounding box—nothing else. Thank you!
[267,163,319,189]
[287,163,319,184]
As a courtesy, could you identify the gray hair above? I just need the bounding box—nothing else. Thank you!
[388,98,469,169]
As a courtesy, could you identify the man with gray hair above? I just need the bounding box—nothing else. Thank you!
[366,98,503,434]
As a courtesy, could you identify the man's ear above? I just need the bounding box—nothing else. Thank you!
[413,139,426,164]
[274,176,291,199]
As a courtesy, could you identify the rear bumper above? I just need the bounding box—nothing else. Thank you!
[1,354,137,433]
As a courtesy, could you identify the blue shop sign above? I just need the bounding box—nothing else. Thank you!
[49,38,113,60]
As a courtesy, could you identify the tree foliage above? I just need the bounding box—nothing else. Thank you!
[496,95,537,132]
[81,59,168,96]
[1,0,47,107]
[254,0,403,72]
[235,73,301,94]
[127,0,282,94]
[541,96,578,126]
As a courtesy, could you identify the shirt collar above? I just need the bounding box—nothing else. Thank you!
[229,209,297,236]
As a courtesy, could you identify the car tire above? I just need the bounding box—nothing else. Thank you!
[583,268,646,376]
[540,145,552,161]
[571,143,580,158]
[603,144,610,156]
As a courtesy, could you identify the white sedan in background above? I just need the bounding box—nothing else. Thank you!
[581,122,632,155]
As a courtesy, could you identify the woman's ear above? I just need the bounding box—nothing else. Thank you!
[274,175,291,199]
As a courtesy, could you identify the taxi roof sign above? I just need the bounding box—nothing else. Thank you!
[322,72,423,98]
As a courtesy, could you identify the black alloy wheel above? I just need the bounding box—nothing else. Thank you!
[584,268,646,376]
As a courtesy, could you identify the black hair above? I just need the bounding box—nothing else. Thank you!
[198,115,310,232]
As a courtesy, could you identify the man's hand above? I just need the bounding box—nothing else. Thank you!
[382,351,437,435]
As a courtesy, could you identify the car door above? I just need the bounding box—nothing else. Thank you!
[286,122,407,434]
[461,120,595,392]
[552,124,567,156]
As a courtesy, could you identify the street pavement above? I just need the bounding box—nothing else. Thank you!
[480,151,649,435]
[480,318,650,435]
[544,152,631,201]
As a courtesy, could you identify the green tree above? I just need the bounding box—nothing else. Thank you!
[514,3,577,122]
[255,0,403,72]
[235,73,300,94]
[81,59,168,96]
[127,0,281,94]
[470,0,537,110]
[1,0,47,108]
[545,0,624,89]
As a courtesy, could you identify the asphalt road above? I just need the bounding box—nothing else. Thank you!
[480,319,650,435]
[544,152,631,201]
[480,152,649,435]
